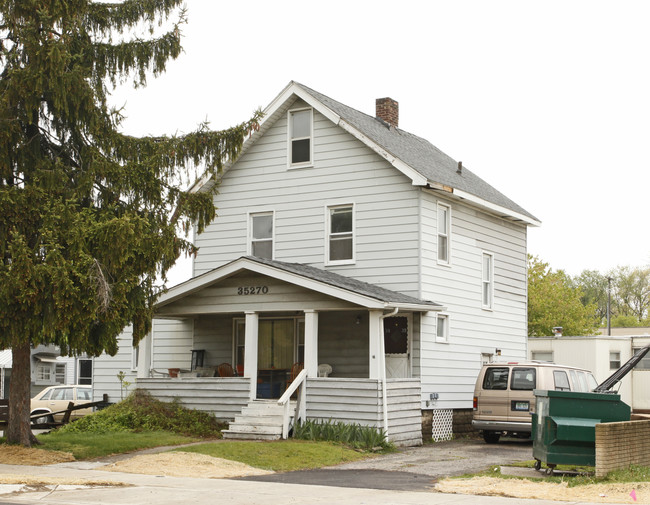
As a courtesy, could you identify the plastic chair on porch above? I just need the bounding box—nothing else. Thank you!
[217,362,234,377]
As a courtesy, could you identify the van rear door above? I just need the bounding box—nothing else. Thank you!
[477,366,510,423]
[508,367,536,423]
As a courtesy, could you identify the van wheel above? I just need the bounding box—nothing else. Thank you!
[483,431,501,444]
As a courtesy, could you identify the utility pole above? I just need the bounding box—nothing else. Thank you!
[607,277,612,336]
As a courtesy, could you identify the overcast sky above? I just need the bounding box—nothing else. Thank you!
[111,0,650,285]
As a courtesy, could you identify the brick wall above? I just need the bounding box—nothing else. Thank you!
[595,420,650,477]
[453,408,478,437]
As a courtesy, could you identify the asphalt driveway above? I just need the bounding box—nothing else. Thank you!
[238,437,533,491]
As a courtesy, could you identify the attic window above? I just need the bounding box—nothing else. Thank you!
[289,108,312,167]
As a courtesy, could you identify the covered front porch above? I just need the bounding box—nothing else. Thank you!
[136,256,442,446]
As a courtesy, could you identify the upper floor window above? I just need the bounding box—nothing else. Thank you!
[289,108,312,167]
[482,252,494,309]
[609,351,621,370]
[327,204,354,264]
[249,211,274,259]
[437,203,450,264]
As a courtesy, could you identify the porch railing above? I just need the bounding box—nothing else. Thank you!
[278,368,307,439]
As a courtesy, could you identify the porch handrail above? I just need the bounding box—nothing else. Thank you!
[278,368,307,439]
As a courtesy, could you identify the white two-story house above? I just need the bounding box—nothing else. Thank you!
[93,82,540,446]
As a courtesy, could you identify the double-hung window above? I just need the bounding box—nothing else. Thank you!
[482,252,494,309]
[250,211,274,259]
[437,203,450,264]
[327,205,354,264]
[289,108,312,167]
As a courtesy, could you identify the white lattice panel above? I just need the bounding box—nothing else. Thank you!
[431,409,453,442]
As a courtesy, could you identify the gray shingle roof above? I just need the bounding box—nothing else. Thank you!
[245,256,441,308]
[294,82,538,223]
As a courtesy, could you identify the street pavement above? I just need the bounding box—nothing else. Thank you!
[0,438,620,505]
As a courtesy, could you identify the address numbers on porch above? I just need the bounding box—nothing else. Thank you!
[237,286,269,295]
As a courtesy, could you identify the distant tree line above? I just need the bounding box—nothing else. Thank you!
[527,255,650,337]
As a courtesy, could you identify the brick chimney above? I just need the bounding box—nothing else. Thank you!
[375,97,399,128]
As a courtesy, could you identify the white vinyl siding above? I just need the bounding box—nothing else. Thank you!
[482,252,494,310]
[194,101,421,296]
[420,191,528,409]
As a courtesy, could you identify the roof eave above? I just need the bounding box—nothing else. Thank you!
[155,257,427,312]
[425,186,541,227]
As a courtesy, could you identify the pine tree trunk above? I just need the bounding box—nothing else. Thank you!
[6,342,38,446]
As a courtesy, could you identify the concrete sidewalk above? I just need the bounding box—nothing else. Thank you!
[0,461,619,505]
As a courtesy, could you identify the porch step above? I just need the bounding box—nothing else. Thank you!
[222,400,295,441]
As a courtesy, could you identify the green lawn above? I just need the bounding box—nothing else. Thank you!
[173,440,373,472]
[37,431,200,460]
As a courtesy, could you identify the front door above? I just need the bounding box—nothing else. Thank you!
[384,316,409,378]
[257,319,295,398]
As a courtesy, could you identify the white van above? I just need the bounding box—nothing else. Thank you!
[472,362,598,443]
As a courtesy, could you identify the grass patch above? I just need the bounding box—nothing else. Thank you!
[174,440,373,472]
[458,462,650,487]
[37,431,198,460]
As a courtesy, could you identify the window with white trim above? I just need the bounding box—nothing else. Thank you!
[288,108,312,167]
[36,364,51,381]
[437,203,450,264]
[609,351,621,370]
[55,364,66,384]
[249,211,274,259]
[436,314,449,343]
[327,205,354,264]
[482,252,494,309]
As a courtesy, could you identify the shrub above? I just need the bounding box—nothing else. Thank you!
[58,390,224,437]
[293,419,392,451]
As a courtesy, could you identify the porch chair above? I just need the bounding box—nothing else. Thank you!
[217,362,235,377]
[286,362,304,394]
[318,363,332,377]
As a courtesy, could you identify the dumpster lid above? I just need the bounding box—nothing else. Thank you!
[550,416,601,427]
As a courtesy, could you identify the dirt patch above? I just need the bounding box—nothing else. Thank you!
[101,451,274,479]
[436,476,649,504]
[0,445,75,466]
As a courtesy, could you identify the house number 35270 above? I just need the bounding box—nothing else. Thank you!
[237,286,269,295]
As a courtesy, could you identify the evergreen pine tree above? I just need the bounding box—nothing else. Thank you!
[0,0,260,446]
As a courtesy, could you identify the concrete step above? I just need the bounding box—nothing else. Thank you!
[225,423,282,435]
[222,430,281,441]
[232,414,284,425]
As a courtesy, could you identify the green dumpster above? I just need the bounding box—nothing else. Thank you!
[532,389,630,473]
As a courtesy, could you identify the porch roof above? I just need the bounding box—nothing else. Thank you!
[156,256,443,313]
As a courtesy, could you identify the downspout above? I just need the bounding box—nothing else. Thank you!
[379,307,399,440]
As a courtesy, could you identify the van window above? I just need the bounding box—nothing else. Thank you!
[511,368,536,390]
[553,370,571,391]
[586,373,598,391]
[483,367,509,390]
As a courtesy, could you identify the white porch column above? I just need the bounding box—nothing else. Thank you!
[368,310,383,379]
[304,310,319,377]
[244,311,259,400]
[136,330,152,379]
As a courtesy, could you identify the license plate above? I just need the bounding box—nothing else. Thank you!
[514,401,529,411]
